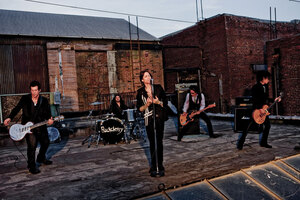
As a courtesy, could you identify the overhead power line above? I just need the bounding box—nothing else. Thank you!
[289,0,300,2]
[25,0,196,23]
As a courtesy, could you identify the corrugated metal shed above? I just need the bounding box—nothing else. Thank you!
[0,9,158,41]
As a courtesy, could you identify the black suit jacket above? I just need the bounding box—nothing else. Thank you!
[8,94,51,132]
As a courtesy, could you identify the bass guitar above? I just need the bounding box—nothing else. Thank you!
[9,115,64,141]
[180,103,216,126]
[252,95,282,124]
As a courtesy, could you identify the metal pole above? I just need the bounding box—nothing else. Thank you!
[269,7,272,40]
[200,0,204,20]
[196,0,199,22]
[151,79,159,174]
[274,7,277,39]
[0,97,3,123]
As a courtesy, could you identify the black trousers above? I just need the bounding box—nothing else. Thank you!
[237,116,271,147]
[25,129,50,169]
[181,112,214,137]
[146,118,165,170]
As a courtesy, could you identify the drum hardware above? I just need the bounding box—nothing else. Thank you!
[123,109,137,122]
[82,119,103,148]
[101,113,115,118]
[123,116,147,143]
[87,102,104,118]
[81,111,146,146]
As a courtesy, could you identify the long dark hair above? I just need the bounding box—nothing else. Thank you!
[139,70,153,86]
[111,94,125,106]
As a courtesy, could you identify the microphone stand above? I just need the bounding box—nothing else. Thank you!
[151,79,159,175]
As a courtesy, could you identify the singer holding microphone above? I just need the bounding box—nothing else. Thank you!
[136,70,168,177]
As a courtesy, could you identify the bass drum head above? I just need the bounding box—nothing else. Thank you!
[47,127,61,143]
[100,118,125,144]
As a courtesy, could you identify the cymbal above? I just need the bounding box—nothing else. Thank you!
[123,108,137,112]
[101,113,115,117]
[90,101,104,105]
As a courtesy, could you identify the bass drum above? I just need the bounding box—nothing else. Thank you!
[99,118,125,144]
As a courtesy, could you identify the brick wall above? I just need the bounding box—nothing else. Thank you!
[266,35,300,115]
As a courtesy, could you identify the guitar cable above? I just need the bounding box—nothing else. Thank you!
[12,140,28,169]
[9,116,28,169]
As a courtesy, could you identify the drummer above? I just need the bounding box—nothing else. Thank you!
[109,94,128,119]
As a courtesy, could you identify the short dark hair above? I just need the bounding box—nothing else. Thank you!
[29,80,41,90]
[189,85,199,94]
[256,71,270,82]
[139,70,152,86]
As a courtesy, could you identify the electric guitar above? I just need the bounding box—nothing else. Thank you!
[9,115,64,141]
[180,103,216,126]
[252,95,282,124]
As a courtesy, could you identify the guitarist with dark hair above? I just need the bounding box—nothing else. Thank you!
[236,71,281,150]
[178,85,216,141]
[4,80,54,174]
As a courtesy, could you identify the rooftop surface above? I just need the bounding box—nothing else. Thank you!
[0,116,299,199]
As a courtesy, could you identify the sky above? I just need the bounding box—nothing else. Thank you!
[0,0,299,38]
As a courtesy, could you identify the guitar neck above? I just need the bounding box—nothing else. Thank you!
[195,106,210,115]
[266,97,280,112]
[30,120,48,130]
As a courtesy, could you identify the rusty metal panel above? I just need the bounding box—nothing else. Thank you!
[0,45,15,94]
[12,44,49,93]
[76,51,109,111]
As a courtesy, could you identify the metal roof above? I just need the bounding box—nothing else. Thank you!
[0,9,158,41]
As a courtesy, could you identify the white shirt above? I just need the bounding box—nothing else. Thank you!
[182,93,205,113]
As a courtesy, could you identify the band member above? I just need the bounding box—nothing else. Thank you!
[178,85,216,141]
[236,71,281,150]
[109,94,128,119]
[4,81,54,174]
[136,70,167,177]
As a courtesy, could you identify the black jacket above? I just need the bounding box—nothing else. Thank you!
[251,83,270,110]
[136,84,167,123]
[8,94,51,131]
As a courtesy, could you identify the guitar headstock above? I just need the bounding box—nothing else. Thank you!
[208,103,216,108]
[54,115,64,122]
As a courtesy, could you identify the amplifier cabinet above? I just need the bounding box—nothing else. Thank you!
[234,107,258,132]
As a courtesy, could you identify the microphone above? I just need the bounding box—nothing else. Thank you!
[150,79,154,85]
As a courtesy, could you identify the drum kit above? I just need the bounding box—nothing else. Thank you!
[82,101,146,148]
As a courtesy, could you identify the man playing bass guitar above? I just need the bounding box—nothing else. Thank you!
[178,85,216,141]
[236,71,281,150]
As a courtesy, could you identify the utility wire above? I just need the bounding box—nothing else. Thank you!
[289,0,300,2]
[25,0,196,23]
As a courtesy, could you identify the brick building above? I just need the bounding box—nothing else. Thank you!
[0,9,163,120]
[161,14,300,115]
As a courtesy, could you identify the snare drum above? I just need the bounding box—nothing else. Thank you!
[99,118,125,144]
